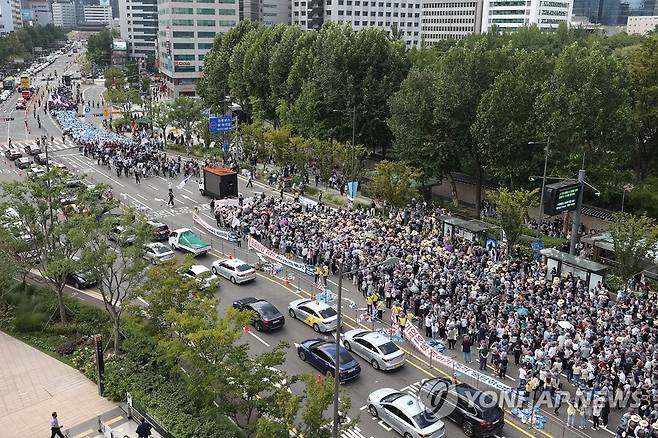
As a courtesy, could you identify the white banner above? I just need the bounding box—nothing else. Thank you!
[248,237,313,276]
[298,196,318,209]
[192,211,237,242]
[403,323,512,393]
[216,198,240,207]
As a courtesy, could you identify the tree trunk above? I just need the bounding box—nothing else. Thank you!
[474,164,483,219]
[447,173,459,207]
[421,184,432,202]
[56,286,67,324]
[112,317,121,353]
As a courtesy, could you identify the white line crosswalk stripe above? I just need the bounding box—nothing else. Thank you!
[0,138,77,152]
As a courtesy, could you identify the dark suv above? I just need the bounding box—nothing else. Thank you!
[419,378,504,437]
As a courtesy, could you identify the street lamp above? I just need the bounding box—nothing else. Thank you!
[621,183,634,213]
[528,140,550,239]
[331,256,399,438]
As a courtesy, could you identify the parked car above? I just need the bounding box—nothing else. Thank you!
[181,264,218,290]
[142,242,175,264]
[147,220,170,241]
[4,148,22,160]
[108,225,136,245]
[34,153,48,164]
[26,164,46,179]
[211,258,256,284]
[342,329,405,371]
[297,338,361,382]
[288,298,337,333]
[168,228,210,256]
[232,297,284,332]
[418,378,504,437]
[24,144,41,155]
[367,388,446,438]
[15,157,31,169]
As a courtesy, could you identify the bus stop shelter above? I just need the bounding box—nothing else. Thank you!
[440,216,493,245]
[539,248,608,291]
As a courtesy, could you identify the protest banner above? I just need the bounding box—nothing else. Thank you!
[248,237,314,276]
[403,323,512,393]
[192,210,237,242]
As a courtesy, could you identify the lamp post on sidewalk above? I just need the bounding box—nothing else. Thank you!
[528,140,550,239]
[332,256,399,438]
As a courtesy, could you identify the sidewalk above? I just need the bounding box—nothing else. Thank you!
[0,331,116,438]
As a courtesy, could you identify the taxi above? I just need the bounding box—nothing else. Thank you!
[288,298,338,333]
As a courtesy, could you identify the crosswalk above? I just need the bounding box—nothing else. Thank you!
[0,138,77,152]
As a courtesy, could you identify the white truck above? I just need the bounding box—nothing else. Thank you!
[168,228,211,256]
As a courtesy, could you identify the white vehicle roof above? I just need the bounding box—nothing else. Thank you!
[172,227,191,233]
[218,258,250,268]
[292,298,333,312]
[190,264,211,275]
[145,242,170,250]
[346,329,394,348]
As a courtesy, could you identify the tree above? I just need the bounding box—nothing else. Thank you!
[83,209,151,352]
[86,28,113,68]
[609,212,658,291]
[168,96,204,148]
[264,126,292,168]
[106,87,141,121]
[334,141,368,182]
[0,170,113,323]
[151,103,172,148]
[487,188,539,256]
[369,160,421,209]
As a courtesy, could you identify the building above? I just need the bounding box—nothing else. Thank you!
[83,4,112,23]
[627,14,658,32]
[118,0,158,59]
[52,0,78,27]
[21,0,53,25]
[157,0,239,96]
[420,0,482,45]
[262,0,291,24]
[291,0,423,47]
[1,0,23,33]
[480,0,573,32]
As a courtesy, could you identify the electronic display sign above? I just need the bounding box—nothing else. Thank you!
[543,181,581,216]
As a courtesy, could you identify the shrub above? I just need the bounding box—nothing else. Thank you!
[55,339,78,355]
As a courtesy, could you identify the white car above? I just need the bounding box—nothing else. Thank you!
[142,242,175,264]
[342,329,405,371]
[211,258,256,284]
[288,298,338,333]
[181,264,218,290]
[367,388,446,438]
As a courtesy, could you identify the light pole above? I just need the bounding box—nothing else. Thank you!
[528,140,550,239]
[621,184,634,213]
[332,106,357,180]
[332,256,399,438]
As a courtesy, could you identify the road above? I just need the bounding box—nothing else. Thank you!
[0,53,615,438]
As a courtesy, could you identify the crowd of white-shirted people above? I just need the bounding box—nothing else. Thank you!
[212,191,657,437]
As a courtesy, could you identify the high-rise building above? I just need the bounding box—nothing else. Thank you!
[118,0,158,58]
[480,0,573,32]
[83,3,113,23]
[52,0,77,27]
[21,0,53,25]
[157,0,239,96]
[420,0,482,45]
[291,0,423,47]
[627,14,658,32]
[1,0,23,33]
[262,0,291,23]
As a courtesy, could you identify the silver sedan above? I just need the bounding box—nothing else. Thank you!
[342,329,405,371]
[367,388,446,438]
[142,242,175,264]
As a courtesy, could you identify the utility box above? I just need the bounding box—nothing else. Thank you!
[199,166,238,199]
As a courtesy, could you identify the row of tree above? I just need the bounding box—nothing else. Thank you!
[199,23,658,218]
[0,168,357,437]
[0,24,68,67]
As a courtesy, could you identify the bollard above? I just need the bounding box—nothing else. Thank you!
[97,415,102,433]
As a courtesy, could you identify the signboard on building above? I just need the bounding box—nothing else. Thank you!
[112,40,127,51]
[208,116,233,133]
[543,181,581,216]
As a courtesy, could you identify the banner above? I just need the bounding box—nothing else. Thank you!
[347,181,359,198]
[192,211,237,242]
[298,196,318,209]
[403,323,512,394]
[248,237,314,276]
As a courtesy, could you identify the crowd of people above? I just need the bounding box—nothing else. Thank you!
[214,195,657,435]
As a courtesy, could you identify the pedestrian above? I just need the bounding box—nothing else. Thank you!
[136,418,153,438]
[462,335,472,363]
[376,299,384,321]
[578,398,589,430]
[236,230,242,248]
[592,397,602,430]
[566,399,576,427]
[314,264,321,284]
[321,264,329,286]
[554,390,563,415]
[246,174,253,187]
[447,325,457,349]
[50,412,65,438]
[366,293,374,315]
[210,198,215,213]
[167,188,175,207]
[478,343,489,371]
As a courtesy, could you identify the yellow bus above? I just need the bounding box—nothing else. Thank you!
[20,73,31,90]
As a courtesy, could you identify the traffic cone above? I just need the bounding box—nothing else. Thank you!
[243,325,250,333]
[316,374,322,384]
[283,270,290,286]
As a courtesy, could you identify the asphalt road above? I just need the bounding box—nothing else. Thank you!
[0,52,614,438]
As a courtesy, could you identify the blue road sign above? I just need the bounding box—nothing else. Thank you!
[208,116,233,134]
[84,106,91,113]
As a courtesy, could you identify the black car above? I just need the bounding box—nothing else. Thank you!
[233,297,285,332]
[147,220,170,241]
[24,144,42,155]
[419,378,505,437]
[66,269,98,289]
[15,157,31,169]
[34,153,48,165]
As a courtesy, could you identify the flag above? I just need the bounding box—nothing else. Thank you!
[176,175,192,190]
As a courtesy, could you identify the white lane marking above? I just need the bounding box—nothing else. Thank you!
[135,193,148,201]
[181,187,193,195]
[137,296,149,306]
[377,420,392,432]
[359,405,367,411]
[66,155,126,187]
[148,184,158,190]
[247,330,270,347]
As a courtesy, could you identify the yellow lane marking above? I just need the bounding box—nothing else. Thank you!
[72,429,95,438]
[104,416,124,426]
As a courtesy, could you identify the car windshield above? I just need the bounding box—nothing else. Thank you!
[155,224,168,231]
[236,263,252,272]
[339,349,354,364]
[378,341,399,355]
[413,411,439,429]
[319,307,337,318]
[255,303,280,318]
[155,246,171,254]
[196,270,212,279]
